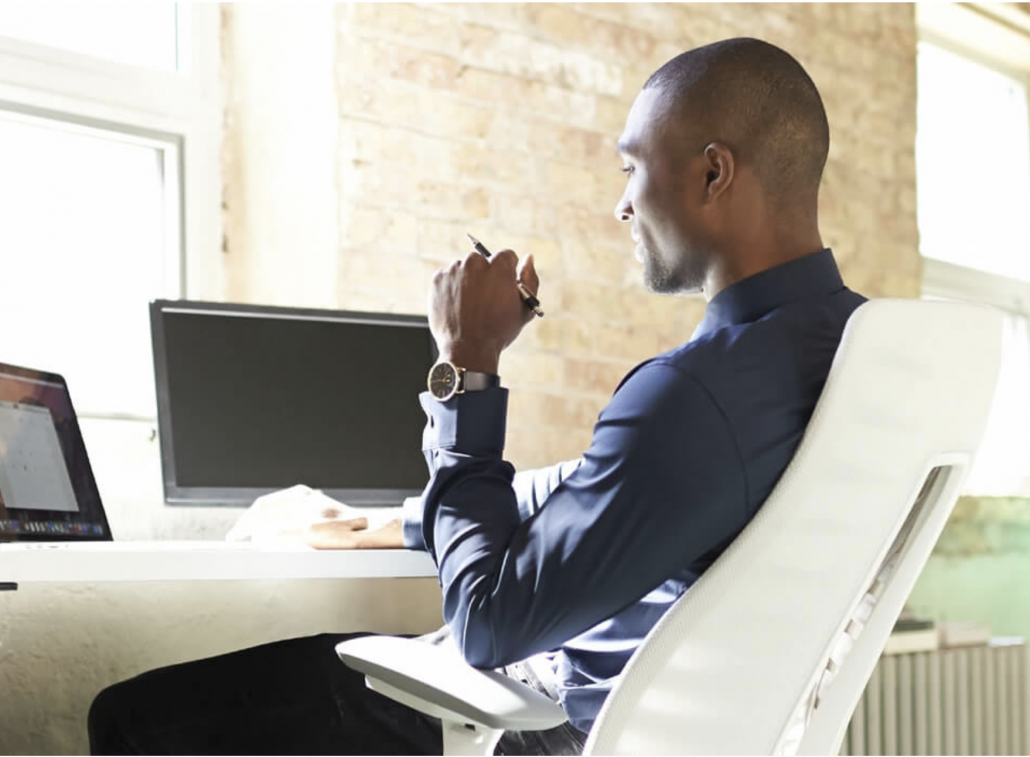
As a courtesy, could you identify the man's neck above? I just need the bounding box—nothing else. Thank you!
[701,229,825,302]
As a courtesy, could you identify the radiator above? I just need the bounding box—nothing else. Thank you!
[841,639,1027,755]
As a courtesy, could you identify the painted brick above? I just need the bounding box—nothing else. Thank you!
[508,390,601,431]
[526,4,658,63]
[562,236,630,285]
[542,160,600,208]
[489,193,536,232]
[593,323,663,363]
[563,281,625,323]
[501,352,564,388]
[341,205,418,250]
[566,318,594,356]
[564,357,633,396]
[227,2,922,470]
[349,36,464,90]
[527,314,567,352]
[504,424,593,470]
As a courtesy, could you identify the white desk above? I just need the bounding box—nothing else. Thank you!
[0,545,438,583]
[0,546,444,756]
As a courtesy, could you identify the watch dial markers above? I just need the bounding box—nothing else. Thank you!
[428,363,458,400]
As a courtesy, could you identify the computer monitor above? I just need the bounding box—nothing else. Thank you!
[0,361,112,541]
[150,300,438,507]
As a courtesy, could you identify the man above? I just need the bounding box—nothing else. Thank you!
[89,37,867,755]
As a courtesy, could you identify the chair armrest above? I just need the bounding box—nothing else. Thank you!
[336,636,567,732]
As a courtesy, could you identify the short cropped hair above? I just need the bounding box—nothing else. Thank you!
[644,38,830,212]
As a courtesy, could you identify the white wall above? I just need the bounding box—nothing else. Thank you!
[0,418,443,755]
[221,2,339,307]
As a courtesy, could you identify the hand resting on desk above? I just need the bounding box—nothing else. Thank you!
[304,517,404,549]
[225,484,404,549]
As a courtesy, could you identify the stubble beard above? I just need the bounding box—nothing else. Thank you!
[643,246,707,295]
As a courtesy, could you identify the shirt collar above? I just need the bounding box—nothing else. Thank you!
[692,248,844,340]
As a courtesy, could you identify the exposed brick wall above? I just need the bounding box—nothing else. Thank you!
[224,3,920,469]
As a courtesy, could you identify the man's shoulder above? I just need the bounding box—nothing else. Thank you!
[607,354,714,420]
[644,290,867,383]
[612,289,867,403]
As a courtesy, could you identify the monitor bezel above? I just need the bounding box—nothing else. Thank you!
[150,299,437,508]
[0,361,113,542]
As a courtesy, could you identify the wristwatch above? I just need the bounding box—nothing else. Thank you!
[427,361,500,402]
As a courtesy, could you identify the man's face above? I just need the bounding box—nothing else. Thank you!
[614,88,712,295]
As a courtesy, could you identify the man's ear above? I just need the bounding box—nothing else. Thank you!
[702,142,734,203]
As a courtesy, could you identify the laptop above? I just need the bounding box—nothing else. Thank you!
[0,361,281,552]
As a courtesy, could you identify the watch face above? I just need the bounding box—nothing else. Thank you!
[428,362,458,400]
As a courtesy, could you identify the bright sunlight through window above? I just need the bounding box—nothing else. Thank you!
[0,113,179,418]
[918,40,1030,496]
[916,41,1030,279]
[0,2,181,72]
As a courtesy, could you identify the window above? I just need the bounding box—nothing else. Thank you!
[917,41,1030,281]
[0,3,220,419]
[0,3,182,72]
[0,110,180,417]
[916,19,1030,496]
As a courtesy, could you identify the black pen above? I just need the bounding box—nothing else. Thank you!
[466,233,544,318]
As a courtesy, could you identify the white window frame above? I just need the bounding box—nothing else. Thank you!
[917,3,1030,311]
[0,3,223,304]
[917,3,1030,496]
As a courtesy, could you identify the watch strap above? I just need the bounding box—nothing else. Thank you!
[462,370,501,392]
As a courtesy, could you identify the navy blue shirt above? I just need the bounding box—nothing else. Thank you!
[403,248,866,733]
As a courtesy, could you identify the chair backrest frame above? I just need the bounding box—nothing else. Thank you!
[584,299,1003,756]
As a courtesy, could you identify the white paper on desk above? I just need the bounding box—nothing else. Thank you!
[225,484,386,544]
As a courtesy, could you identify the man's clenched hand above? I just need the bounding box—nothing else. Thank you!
[428,249,539,374]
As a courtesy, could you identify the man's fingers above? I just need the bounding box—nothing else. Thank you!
[491,248,519,272]
[305,521,350,549]
[305,518,369,549]
[304,517,405,550]
[464,250,488,269]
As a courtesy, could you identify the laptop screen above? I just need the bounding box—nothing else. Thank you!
[150,301,438,506]
[0,363,111,541]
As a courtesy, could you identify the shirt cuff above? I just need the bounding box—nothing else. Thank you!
[404,387,509,552]
[419,387,508,456]
[401,495,427,552]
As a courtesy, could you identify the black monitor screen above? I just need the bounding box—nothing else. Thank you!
[151,301,437,506]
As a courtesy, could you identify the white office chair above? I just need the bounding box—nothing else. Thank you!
[338,299,1003,755]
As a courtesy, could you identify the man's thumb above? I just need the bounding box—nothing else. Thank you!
[518,253,540,292]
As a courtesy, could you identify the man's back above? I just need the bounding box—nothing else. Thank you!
[551,249,867,731]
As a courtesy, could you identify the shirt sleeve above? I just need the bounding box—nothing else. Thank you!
[511,458,584,520]
[402,446,582,549]
[408,361,748,668]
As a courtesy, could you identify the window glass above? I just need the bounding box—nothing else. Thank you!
[916,41,1030,280]
[964,311,1030,496]
[0,2,180,72]
[0,112,178,418]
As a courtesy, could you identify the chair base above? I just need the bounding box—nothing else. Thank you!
[442,721,503,756]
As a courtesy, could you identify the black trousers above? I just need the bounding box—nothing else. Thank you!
[87,633,585,756]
